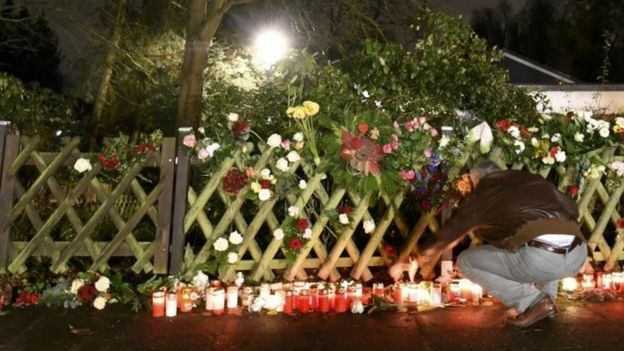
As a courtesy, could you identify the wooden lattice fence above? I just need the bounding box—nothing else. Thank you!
[0,130,176,274]
[0,127,622,281]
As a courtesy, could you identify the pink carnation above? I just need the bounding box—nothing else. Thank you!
[400,170,416,180]
[183,134,197,148]
[423,148,432,158]
[281,139,291,150]
[382,144,393,154]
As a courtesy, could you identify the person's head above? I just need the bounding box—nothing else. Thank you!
[469,160,503,187]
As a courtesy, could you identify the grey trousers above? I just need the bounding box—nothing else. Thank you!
[457,242,587,313]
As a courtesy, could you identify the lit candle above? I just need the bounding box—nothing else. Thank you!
[226,286,238,309]
[407,283,418,304]
[602,273,613,290]
[297,289,310,314]
[596,272,603,290]
[205,287,214,311]
[450,280,461,301]
[293,281,306,295]
[441,260,454,278]
[309,285,319,312]
[354,282,363,300]
[417,283,431,305]
[283,290,294,315]
[327,285,336,311]
[561,277,578,292]
[259,283,271,299]
[470,283,483,305]
[372,283,384,297]
[152,291,165,317]
[459,279,472,301]
[178,287,193,313]
[318,289,330,313]
[275,290,285,312]
[240,287,254,307]
[431,282,442,305]
[213,288,225,315]
[334,288,347,313]
[166,293,177,317]
[581,274,595,290]
[613,272,624,292]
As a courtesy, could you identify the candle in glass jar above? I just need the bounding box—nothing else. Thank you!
[581,274,595,290]
[327,286,336,311]
[166,293,177,317]
[152,291,165,317]
[275,290,285,312]
[407,283,418,304]
[431,282,442,305]
[318,289,330,313]
[240,287,254,307]
[226,286,238,309]
[561,277,578,292]
[213,288,225,315]
[373,283,384,297]
[297,289,310,314]
[612,272,624,292]
[602,273,613,290]
[309,286,319,311]
[178,287,193,313]
[450,280,461,301]
[260,283,271,299]
[354,283,363,300]
[417,283,431,305]
[205,287,215,311]
[284,290,294,314]
[470,283,482,305]
[334,288,347,313]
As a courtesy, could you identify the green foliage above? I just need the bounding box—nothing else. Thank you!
[0,72,79,146]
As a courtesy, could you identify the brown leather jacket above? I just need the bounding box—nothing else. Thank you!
[419,170,585,256]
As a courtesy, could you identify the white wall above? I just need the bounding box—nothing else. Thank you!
[526,86,624,114]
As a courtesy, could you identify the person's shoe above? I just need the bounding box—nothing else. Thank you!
[507,296,557,329]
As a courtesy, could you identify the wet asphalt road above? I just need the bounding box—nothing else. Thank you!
[1,299,624,351]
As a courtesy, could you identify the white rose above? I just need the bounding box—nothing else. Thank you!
[599,127,610,138]
[555,150,566,163]
[298,180,307,189]
[303,228,312,239]
[227,252,239,264]
[227,113,239,122]
[192,271,209,289]
[197,148,210,160]
[229,231,243,245]
[260,168,271,178]
[541,133,550,140]
[527,127,539,133]
[93,296,107,310]
[276,158,289,172]
[288,206,300,217]
[351,300,364,314]
[273,228,284,240]
[550,133,561,143]
[363,219,376,234]
[267,134,282,148]
[205,143,220,157]
[293,132,304,142]
[531,138,540,147]
[286,151,300,163]
[542,156,555,165]
[94,276,111,292]
[574,132,585,142]
[73,158,92,173]
[513,140,525,154]
[438,135,450,148]
[339,213,349,224]
[258,188,272,201]
[616,117,624,128]
[507,126,520,139]
[70,279,84,295]
[213,237,229,252]
[362,90,370,98]
[197,127,205,134]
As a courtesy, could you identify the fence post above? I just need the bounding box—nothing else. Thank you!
[0,125,19,271]
[0,121,8,194]
[154,137,176,274]
[168,127,191,274]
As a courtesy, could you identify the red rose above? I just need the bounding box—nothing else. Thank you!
[295,218,309,232]
[132,142,156,156]
[565,111,574,123]
[617,218,624,230]
[29,294,40,305]
[98,153,120,169]
[421,199,432,210]
[495,119,514,131]
[15,295,24,306]
[519,125,532,138]
[549,146,559,157]
[567,185,579,197]
[357,122,369,134]
[231,121,249,137]
[78,284,98,302]
[259,179,272,189]
[384,244,396,257]
[338,206,352,215]
[288,238,303,251]
[222,169,248,194]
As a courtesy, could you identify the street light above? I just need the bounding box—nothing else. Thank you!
[253,29,289,68]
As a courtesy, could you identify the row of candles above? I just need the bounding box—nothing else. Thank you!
[561,272,624,293]
[150,278,486,318]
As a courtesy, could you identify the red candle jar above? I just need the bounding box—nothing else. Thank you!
[284,290,294,314]
[328,286,336,310]
[373,283,384,297]
[309,286,319,311]
[298,289,310,314]
[177,287,193,313]
[152,291,165,317]
[318,289,330,313]
[334,288,347,313]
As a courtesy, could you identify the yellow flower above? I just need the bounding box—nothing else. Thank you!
[292,106,307,119]
[302,101,320,117]
[614,125,624,133]
[286,107,296,117]
[250,181,261,193]
[294,141,305,150]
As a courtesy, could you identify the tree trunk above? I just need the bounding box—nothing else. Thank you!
[175,0,229,129]
[91,0,127,147]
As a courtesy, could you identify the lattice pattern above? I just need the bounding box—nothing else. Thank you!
[0,135,175,274]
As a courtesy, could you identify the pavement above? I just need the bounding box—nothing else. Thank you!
[1,299,624,351]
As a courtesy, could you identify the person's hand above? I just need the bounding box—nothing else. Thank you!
[388,262,407,282]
